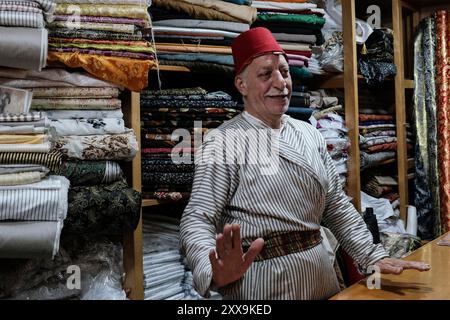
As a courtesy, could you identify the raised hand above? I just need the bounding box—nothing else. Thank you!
[209,223,264,288]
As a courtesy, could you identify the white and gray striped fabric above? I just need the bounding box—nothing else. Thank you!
[0,11,44,27]
[180,111,389,300]
[0,175,70,221]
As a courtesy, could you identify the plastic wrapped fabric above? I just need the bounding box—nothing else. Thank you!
[0,238,126,300]
[319,31,343,73]
[380,232,422,259]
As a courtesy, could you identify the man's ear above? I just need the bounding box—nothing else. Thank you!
[234,76,248,96]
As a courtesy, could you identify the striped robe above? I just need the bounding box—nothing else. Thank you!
[180,111,388,300]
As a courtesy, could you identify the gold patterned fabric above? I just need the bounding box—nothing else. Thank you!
[436,11,450,233]
[47,51,155,91]
[55,3,150,20]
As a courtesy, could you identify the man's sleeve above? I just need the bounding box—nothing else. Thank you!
[179,136,237,297]
[317,132,389,273]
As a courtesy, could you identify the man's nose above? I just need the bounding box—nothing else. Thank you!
[272,70,286,90]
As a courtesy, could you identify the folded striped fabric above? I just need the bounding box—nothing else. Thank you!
[0,175,70,221]
[0,150,63,171]
[0,112,43,122]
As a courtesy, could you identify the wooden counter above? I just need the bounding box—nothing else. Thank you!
[331,232,450,300]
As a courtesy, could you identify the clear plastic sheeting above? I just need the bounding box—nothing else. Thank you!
[0,238,126,300]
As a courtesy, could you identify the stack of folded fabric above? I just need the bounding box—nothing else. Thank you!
[0,0,55,70]
[143,212,221,300]
[150,0,256,73]
[140,87,241,202]
[0,111,70,259]
[46,0,156,91]
[250,0,326,78]
[0,67,142,236]
[307,90,347,187]
[285,85,314,122]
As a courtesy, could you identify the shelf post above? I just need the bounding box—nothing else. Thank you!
[342,0,361,212]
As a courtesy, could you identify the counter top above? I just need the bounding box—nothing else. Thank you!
[331,232,450,300]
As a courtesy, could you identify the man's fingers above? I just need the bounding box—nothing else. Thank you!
[209,248,219,268]
[223,224,233,252]
[401,260,431,271]
[242,238,264,271]
[216,233,226,258]
[231,224,242,251]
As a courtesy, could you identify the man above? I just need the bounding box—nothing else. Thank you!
[180,27,430,299]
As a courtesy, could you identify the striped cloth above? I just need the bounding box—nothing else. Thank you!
[0,11,44,27]
[0,175,70,221]
[0,112,43,122]
[0,150,62,171]
[180,111,389,300]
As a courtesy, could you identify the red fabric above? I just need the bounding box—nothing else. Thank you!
[341,250,364,285]
[231,27,287,75]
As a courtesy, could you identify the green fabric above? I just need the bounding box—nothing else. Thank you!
[289,66,313,79]
[56,160,123,186]
[257,14,325,28]
[66,180,141,235]
[49,42,155,53]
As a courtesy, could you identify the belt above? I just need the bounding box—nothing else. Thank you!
[243,230,322,262]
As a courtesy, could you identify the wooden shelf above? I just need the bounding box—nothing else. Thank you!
[142,199,188,207]
[403,0,449,6]
[153,65,191,72]
[311,74,406,89]
[404,79,415,89]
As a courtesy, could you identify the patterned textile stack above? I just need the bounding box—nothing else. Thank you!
[0,0,55,70]
[0,109,70,259]
[46,0,156,90]
[0,67,142,236]
[250,0,326,78]
[140,87,241,202]
[150,0,256,74]
[143,211,221,300]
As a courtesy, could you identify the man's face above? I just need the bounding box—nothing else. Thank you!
[235,53,292,117]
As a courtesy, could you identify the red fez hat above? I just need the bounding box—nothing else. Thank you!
[231,27,287,75]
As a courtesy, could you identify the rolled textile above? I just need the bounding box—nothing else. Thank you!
[54,131,138,161]
[43,109,123,120]
[0,125,46,134]
[48,21,137,34]
[152,0,257,24]
[31,87,120,98]
[0,221,63,259]
[0,164,49,174]
[55,3,150,20]
[46,51,154,92]
[0,112,43,123]
[0,27,47,71]
[0,171,46,186]
[65,180,141,234]
[0,10,45,28]
[152,19,250,33]
[0,68,121,88]
[52,15,148,27]
[55,0,151,4]
[0,175,70,221]
[57,160,123,186]
[0,134,48,145]
[48,28,143,41]
[0,150,62,171]
[0,142,51,153]
[50,118,126,136]
[50,48,154,60]
[32,98,122,110]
